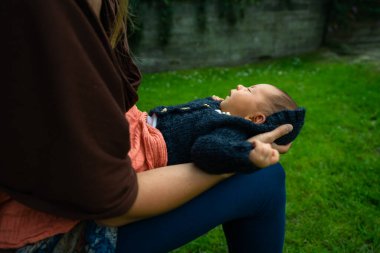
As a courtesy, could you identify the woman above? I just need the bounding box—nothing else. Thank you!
[0,0,292,252]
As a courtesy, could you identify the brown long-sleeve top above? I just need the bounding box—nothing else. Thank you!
[0,0,141,220]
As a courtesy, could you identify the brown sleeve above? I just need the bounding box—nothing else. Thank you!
[0,0,139,219]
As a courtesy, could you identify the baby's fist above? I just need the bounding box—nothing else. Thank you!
[249,140,280,168]
[211,95,224,101]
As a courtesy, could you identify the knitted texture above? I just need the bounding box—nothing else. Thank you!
[265,107,306,145]
[150,97,305,174]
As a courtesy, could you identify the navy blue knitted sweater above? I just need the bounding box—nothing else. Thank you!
[149,97,305,174]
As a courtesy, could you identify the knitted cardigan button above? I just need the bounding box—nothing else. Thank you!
[180,107,190,110]
[161,108,168,112]
[203,103,210,107]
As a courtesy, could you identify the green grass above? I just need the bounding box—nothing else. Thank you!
[136,51,380,253]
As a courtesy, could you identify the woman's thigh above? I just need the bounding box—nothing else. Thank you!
[116,163,286,253]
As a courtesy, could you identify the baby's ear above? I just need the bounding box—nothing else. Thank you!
[246,113,266,124]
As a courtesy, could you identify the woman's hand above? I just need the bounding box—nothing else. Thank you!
[249,140,280,168]
[247,124,293,154]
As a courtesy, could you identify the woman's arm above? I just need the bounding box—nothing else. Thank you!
[98,124,293,227]
[98,163,232,226]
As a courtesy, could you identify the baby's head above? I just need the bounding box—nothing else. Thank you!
[220,83,305,145]
[220,84,297,124]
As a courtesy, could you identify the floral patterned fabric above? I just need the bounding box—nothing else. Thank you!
[15,222,117,253]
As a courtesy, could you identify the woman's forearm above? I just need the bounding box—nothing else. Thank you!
[98,163,233,226]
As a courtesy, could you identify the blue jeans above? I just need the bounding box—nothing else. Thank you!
[116,163,286,253]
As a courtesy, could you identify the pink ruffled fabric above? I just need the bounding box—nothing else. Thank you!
[0,192,78,249]
[125,106,168,172]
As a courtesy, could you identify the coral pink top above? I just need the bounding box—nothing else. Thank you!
[0,192,78,248]
[125,105,168,172]
[0,106,167,249]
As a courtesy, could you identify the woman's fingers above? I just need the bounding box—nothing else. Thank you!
[247,124,293,154]
[267,124,293,141]
[247,124,293,143]
[272,142,292,154]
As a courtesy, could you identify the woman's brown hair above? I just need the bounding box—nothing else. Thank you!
[109,0,129,48]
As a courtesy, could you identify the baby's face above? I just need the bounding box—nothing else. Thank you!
[221,84,279,118]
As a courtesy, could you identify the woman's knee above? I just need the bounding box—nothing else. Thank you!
[258,163,286,213]
[238,163,286,214]
[267,163,286,188]
[248,163,285,190]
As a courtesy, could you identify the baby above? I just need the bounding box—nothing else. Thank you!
[126,84,305,174]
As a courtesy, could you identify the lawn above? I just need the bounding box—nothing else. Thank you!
[136,51,380,253]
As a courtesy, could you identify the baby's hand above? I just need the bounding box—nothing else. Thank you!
[248,140,280,168]
[211,95,224,101]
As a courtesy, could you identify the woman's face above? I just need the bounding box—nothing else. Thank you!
[87,0,102,17]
